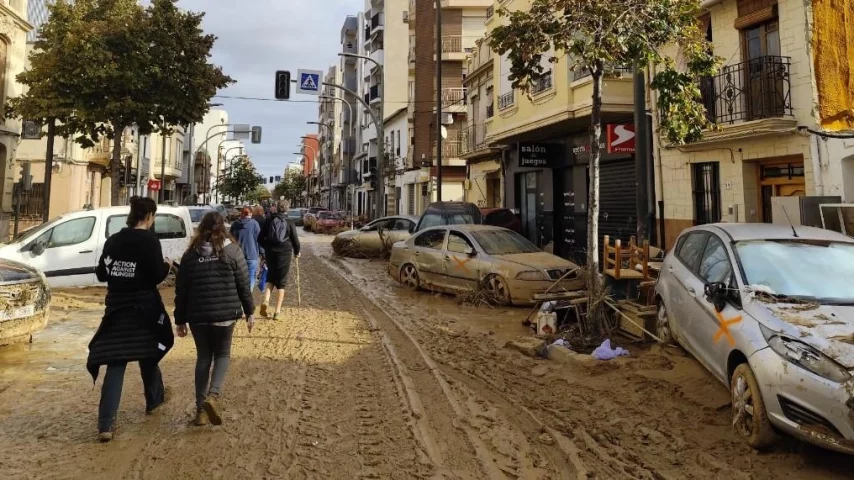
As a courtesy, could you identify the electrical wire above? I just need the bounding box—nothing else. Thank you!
[213,94,467,108]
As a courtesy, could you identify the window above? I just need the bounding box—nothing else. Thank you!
[473,230,539,255]
[107,214,187,239]
[676,232,708,272]
[42,217,96,248]
[392,219,413,231]
[698,236,732,284]
[692,163,721,224]
[447,232,474,254]
[175,140,184,169]
[414,230,446,250]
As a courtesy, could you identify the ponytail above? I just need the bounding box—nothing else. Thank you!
[127,196,157,228]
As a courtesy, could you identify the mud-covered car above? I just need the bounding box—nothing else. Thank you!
[0,258,51,346]
[656,223,854,454]
[333,215,417,257]
[315,211,346,235]
[389,225,582,305]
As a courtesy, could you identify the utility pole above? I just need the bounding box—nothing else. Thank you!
[42,119,56,222]
[436,0,443,202]
[159,133,167,203]
[634,67,651,242]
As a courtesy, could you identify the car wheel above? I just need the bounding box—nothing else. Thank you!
[483,275,511,305]
[400,264,420,291]
[656,301,675,345]
[731,363,776,449]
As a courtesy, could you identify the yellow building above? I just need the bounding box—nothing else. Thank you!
[653,0,854,248]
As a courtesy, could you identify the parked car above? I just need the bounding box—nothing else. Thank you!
[308,206,325,215]
[187,205,214,232]
[389,225,581,305]
[655,223,854,454]
[0,258,51,346]
[286,209,306,226]
[303,212,321,232]
[481,208,522,234]
[0,206,193,288]
[333,215,418,257]
[315,211,346,234]
[211,203,229,220]
[413,202,483,233]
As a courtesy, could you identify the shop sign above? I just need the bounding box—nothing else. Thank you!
[606,124,636,153]
[147,179,162,191]
[519,142,557,168]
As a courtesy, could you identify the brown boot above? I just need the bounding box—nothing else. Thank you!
[98,431,114,443]
[202,395,222,426]
[194,408,209,426]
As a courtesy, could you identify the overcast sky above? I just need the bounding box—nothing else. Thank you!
[177,0,360,181]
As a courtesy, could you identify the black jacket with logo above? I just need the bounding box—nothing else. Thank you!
[173,241,254,325]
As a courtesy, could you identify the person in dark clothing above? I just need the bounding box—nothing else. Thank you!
[89,196,173,443]
[259,199,301,320]
[175,212,254,426]
[230,208,261,290]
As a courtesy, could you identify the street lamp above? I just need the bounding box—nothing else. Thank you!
[308,121,333,210]
[194,124,258,204]
[339,52,385,218]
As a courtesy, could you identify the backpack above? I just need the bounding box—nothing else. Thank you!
[264,216,289,245]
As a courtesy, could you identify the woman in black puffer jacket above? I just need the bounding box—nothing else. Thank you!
[174,212,254,426]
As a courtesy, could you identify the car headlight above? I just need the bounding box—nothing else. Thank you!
[760,324,851,383]
[515,270,546,281]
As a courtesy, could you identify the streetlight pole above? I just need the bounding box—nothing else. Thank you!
[223,146,243,203]
[159,132,168,204]
[193,123,257,204]
[436,0,443,202]
[308,121,333,210]
[338,52,385,218]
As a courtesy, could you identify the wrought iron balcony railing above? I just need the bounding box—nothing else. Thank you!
[700,55,793,125]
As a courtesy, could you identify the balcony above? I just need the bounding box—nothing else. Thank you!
[364,26,370,42]
[370,12,384,33]
[530,72,553,95]
[459,123,490,156]
[442,35,463,54]
[498,91,515,110]
[700,56,793,125]
[441,87,466,109]
[369,47,384,66]
[434,140,462,159]
[342,136,357,155]
[486,5,494,19]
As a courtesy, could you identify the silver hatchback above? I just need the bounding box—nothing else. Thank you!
[656,223,854,454]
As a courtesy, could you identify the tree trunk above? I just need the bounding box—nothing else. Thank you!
[110,125,125,206]
[585,68,604,334]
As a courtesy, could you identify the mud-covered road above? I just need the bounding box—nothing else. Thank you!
[0,234,851,479]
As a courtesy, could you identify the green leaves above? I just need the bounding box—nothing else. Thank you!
[274,170,307,204]
[216,157,265,203]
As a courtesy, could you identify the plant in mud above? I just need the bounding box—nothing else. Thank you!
[489,0,719,335]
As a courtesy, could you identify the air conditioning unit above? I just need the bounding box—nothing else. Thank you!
[402,11,409,23]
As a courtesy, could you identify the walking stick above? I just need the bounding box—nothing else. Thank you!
[296,256,301,307]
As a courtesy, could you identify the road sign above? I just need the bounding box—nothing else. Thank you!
[296,69,322,95]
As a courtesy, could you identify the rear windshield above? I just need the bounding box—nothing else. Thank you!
[319,212,341,220]
[287,209,302,218]
[188,208,210,222]
[418,213,474,230]
[473,230,539,255]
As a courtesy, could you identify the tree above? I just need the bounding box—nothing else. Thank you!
[489,0,718,332]
[274,170,307,205]
[246,185,272,204]
[8,0,234,206]
[216,157,264,204]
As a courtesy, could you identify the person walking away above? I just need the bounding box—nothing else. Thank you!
[87,196,174,442]
[259,199,301,320]
[230,207,261,290]
[174,212,255,426]
[252,205,267,234]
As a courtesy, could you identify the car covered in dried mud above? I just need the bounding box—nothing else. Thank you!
[0,258,51,346]
[333,215,418,257]
[655,223,854,454]
[389,225,582,305]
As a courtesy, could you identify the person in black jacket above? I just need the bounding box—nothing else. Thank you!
[174,212,254,426]
[88,196,173,443]
[259,199,301,320]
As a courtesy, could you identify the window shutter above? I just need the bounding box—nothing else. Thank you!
[735,0,777,29]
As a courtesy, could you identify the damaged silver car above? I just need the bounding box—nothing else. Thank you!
[0,258,51,346]
[656,223,854,454]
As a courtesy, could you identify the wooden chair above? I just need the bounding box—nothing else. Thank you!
[603,235,645,280]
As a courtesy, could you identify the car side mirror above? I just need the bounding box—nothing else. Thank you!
[465,246,476,257]
[704,282,728,312]
[31,242,46,256]
[409,225,415,233]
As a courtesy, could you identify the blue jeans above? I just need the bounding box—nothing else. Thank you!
[98,360,164,432]
[246,258,259,291]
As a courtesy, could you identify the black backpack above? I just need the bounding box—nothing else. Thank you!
[264,216,289,246]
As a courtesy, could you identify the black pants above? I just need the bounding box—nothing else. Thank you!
[190,323,236,408]
[98,359,164,432]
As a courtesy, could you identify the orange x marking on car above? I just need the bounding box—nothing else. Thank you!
[713,311,743,347]
[451,255,472,273]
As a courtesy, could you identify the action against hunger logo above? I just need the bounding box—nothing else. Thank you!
[105,256,137,278]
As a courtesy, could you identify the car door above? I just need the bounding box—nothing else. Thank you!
[358,218,393,252]
[687,233,739,382]
[664,231,709,347]
[388,218,415,244]
[442,230,482,291]
[153,213,189,262]
[411,229,448,289]
[25,215,100,287]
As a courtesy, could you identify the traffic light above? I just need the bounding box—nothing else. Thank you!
[117,164,127,187]
[20,162,33,191]
[275,70,291,100]
[269,176,274,184]
[251,126,263,144]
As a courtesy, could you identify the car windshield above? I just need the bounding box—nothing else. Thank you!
[319,212,339,220]
[419,213,474,230]
[472,230,540,255]
[287,209,302,218]
[12,216,64,243]
[735,240,854,303]
[188,208,209,222]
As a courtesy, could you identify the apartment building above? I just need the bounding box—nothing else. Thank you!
[318,66,342,210]
[653,0,854,248]
[405,0,490,216]
[340,15,360,213]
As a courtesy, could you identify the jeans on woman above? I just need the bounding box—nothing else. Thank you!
[189,323,236,408]
[98,359,164,432]
[246,258,259,291]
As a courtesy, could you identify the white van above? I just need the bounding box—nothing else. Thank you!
[0,206,193,288]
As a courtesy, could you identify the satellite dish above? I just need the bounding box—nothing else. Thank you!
[441,126,448,140]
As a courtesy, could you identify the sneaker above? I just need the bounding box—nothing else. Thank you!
[272,312,280,321]
[98,430,114,443]
[202,395,223,426]
[146,387,171,415]
[194,408,209,426]
[260,304,268,318]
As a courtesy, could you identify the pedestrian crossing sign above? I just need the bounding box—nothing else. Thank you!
[297,69,322,95]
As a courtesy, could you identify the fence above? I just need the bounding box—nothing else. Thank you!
[699,55,793,125]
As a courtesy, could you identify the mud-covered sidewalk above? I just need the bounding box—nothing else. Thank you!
[0,235,851,479]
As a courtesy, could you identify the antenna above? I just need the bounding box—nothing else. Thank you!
[781,205,799,238]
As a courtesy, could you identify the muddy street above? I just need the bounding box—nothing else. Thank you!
[0,235,851,479]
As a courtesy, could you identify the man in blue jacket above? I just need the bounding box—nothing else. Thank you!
[230,207,261,290]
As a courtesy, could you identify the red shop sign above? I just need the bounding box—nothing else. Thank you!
[147,179,162,191]
[606,124,636,154]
